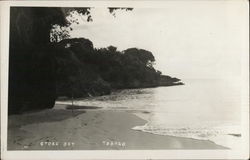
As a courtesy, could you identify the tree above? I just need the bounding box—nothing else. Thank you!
[123,48,155,67]
[8,7,133,114]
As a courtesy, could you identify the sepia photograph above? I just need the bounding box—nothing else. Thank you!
[1,0,249,159]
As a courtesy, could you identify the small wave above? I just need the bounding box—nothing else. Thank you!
[132,123,241,149]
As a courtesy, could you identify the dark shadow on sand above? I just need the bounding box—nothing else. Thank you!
[66,105,102,110]
[8,109,86,127]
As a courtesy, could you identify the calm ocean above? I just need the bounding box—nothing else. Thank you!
[57,78,242,149]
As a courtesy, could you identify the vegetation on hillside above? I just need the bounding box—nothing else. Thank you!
[8,7,182,114]
[54,38,183,99]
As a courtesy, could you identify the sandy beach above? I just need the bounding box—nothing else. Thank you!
[8,104,227,150]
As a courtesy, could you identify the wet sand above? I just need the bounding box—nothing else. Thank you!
[8,105,227,150]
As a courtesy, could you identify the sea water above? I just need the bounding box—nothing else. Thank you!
[57,79,243,149]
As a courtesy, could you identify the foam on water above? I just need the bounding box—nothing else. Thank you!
[132,121,242,149]
[56,79,243,149]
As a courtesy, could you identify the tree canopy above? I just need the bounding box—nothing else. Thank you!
[8,7,182,114]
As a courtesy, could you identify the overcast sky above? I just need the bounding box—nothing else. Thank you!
[68,1,248,79]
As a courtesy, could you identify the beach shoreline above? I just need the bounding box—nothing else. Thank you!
[7,104,227,150]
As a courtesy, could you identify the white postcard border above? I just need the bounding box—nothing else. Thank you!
[1,1,249,159]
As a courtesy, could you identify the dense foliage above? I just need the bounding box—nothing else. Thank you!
[8,7,182,114]
[9,7,95,114]
[54,38,181,98]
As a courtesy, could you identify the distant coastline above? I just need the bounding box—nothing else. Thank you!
[54,38,184,101]
[57,74,184,101]
[8,7,184,114]
[9,36,183,114]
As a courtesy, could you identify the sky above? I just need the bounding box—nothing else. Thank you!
[68,1,248,79]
